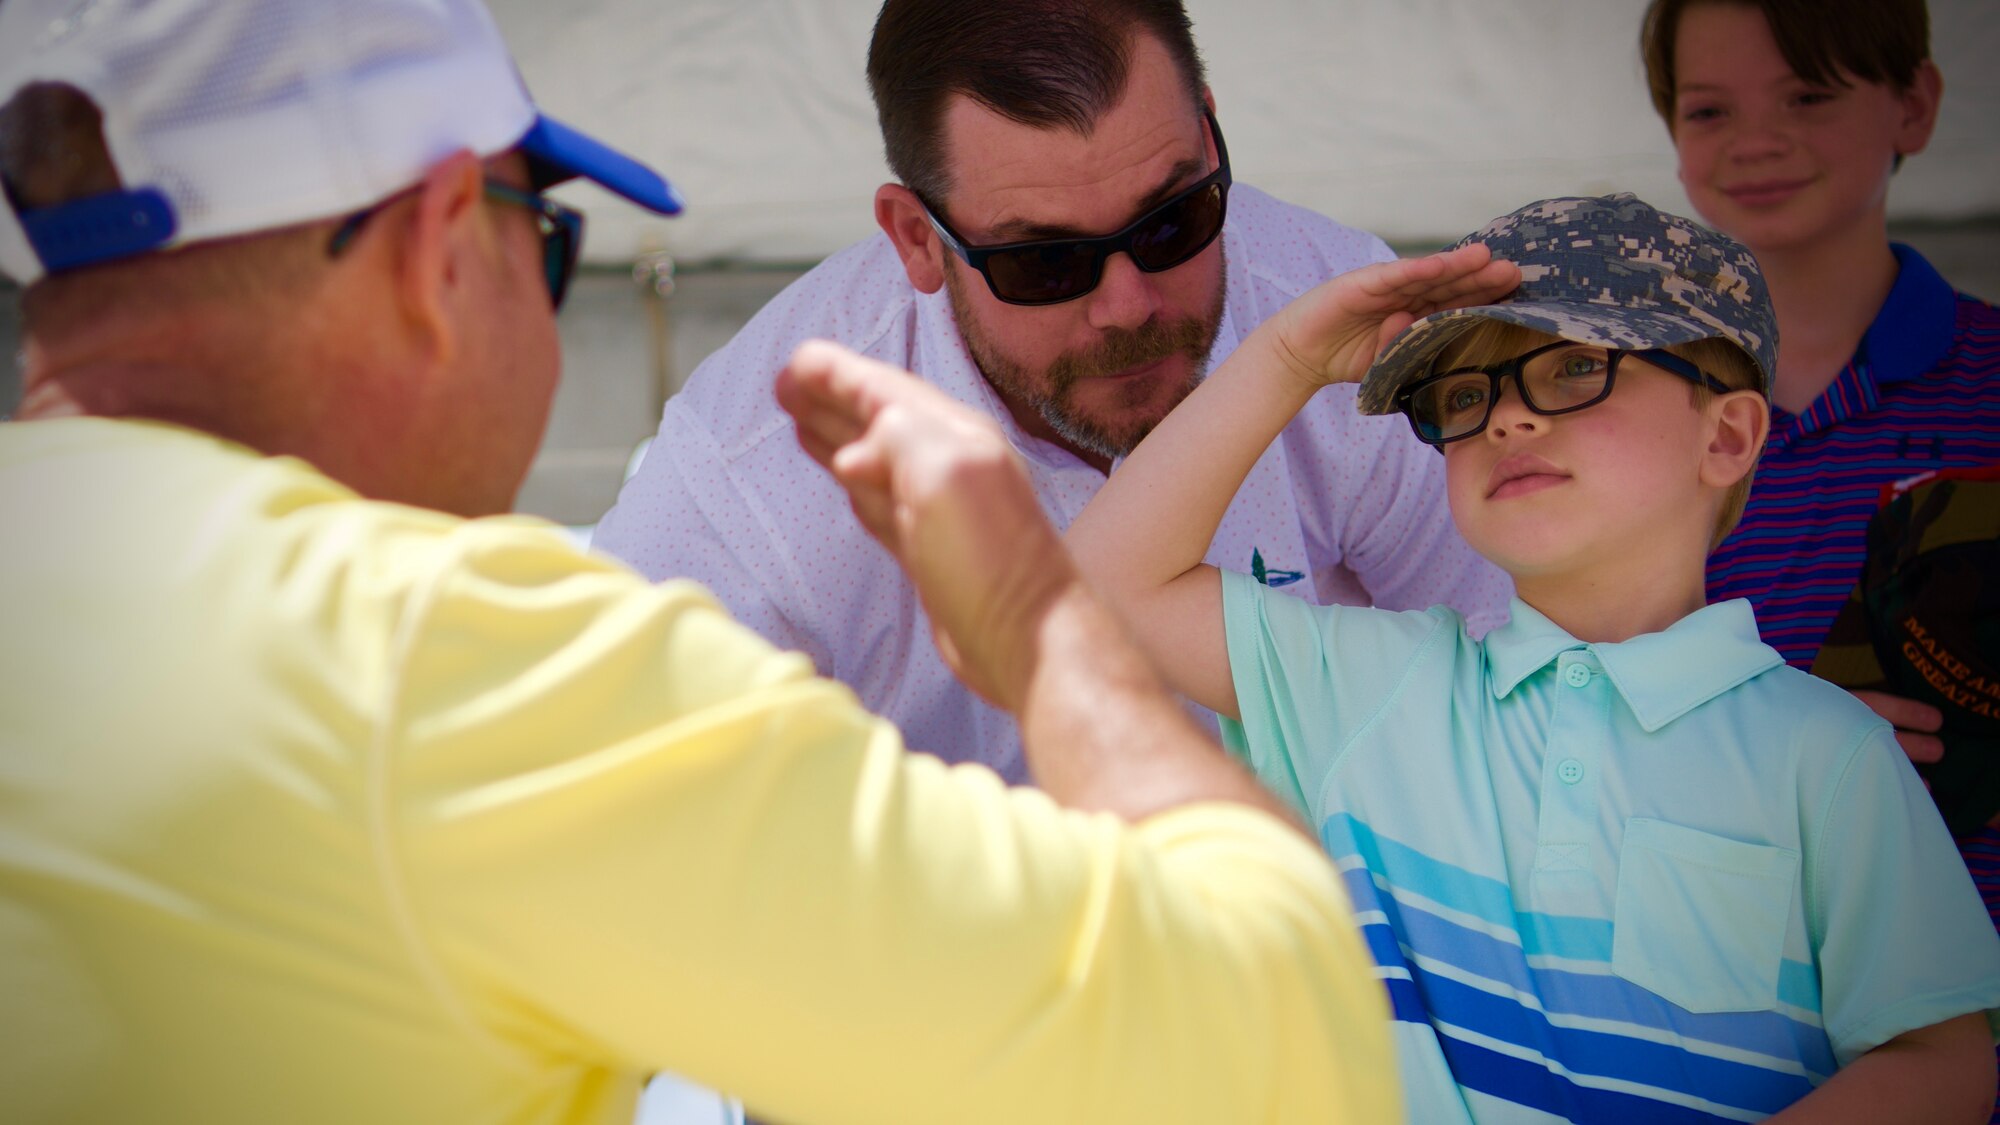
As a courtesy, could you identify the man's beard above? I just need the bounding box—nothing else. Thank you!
[944,246,1228,461]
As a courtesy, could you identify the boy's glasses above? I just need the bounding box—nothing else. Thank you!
[1396,340,1735,448]
[917,109,1231,306]
[326,180,584,311]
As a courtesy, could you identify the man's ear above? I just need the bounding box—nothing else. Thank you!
[1200,87,1219,164]
[1701,389,1769,490]
[1895,61,1944,160]
[390,149,487,368]
[876,183,946,294]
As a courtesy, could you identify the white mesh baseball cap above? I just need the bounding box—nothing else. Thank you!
[0,0,682,284]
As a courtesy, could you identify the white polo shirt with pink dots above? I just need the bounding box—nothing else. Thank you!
[592,184,1513,781]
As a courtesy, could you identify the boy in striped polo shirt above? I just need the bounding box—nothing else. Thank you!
[1068,194,2000,1122]
[1641,0,2000,909]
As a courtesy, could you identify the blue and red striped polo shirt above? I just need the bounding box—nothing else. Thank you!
[1709,244,2000,665]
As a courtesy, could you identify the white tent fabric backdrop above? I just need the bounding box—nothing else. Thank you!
[493,0,2000,267]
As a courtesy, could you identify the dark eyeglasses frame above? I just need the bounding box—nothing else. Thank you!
[917,107,1232,307]
[325,180,584,311]
[1395,339,1737,449]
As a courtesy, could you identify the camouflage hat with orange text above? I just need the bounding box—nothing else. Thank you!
[1813,464,2000,838]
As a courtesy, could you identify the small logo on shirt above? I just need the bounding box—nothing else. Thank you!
[1250,547,1304,588]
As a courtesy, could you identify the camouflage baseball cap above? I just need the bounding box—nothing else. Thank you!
[1356,193,1777,416]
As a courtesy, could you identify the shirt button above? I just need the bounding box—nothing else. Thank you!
[1558,759,1585,785]
[1563,664,1591,688]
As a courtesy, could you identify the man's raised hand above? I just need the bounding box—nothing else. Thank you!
[777,340,1077,711]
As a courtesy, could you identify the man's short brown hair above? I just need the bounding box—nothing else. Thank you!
[1640,0,1932,127]
[865,0,1207,204]
[1,82,321,333]
[0,82,122,211]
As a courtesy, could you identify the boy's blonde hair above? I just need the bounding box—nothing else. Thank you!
[1435,321,1764,550]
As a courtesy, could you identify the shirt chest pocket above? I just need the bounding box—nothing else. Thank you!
[1611,818,1799,1014]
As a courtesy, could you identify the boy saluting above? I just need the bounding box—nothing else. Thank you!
[1068,194,2000,1122]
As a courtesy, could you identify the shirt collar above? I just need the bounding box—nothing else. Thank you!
[1485,598,1783,732]
[1858,243,1958,387]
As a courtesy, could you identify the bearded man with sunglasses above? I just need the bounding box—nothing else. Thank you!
[597,0,1513,780]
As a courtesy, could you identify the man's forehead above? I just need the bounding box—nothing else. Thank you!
[929,26,1207,240]
[935,90,1206,241]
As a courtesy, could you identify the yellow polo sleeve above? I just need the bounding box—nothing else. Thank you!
[381,522,1398,1125]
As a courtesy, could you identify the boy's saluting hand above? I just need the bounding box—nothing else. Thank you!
[1258,243,1522,392]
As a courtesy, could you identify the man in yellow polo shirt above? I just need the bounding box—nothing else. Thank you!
[0,1,1395,1122]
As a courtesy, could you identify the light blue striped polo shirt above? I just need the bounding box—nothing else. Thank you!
[1221,575,2000,1123]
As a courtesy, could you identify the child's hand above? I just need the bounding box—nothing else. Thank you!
[1262,243,1521,389]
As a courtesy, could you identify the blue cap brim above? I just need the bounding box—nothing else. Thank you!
[520,115,683,216]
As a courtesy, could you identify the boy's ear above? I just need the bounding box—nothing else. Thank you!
[1895,61,1944,160]
[1700,390,1769,490]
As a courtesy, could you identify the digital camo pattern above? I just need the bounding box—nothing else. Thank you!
[1358,193,1778,415]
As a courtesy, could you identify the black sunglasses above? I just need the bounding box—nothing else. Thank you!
[918,108,1232,306]
[326,179,584,311]
[1395,340,1736,448]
